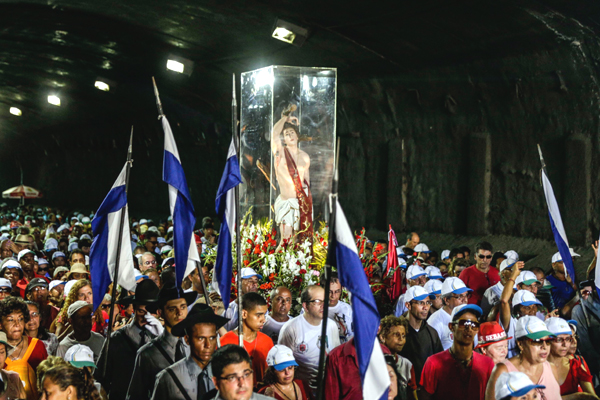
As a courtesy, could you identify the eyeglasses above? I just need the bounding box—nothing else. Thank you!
[582,290,592,296]
[308,299,325,305]
[477,254,492,260]
[0,288,11,294]
[101,304,110,310]
[30,312,40,318]
[453,320,480,331]
[451,293,472,300]
[410,300,432,307]
[143,260,157,265]
[218,369,253,383]
[552,337,574,344]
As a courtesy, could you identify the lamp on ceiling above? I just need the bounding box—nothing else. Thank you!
[94,77,116,92]
[47,95,61,106]
[272,18,309,47]
[9,107,22,116]
[166,55,193,76]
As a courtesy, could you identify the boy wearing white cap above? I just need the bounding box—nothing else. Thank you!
[493,371,545,400]
[481,258,516,320]
[56,301,104,362]
[398,286,443,385]
[394,264,428,317]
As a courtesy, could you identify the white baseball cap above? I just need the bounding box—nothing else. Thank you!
[63,280,77,298]
[441,250,450,260]
[545,317,572,336]
[406,265,426,281]
[515,271,541,287]
[64,344,97,370]
[499,258,516,273]
[157,237,166,244]
[414,243,431,253]
[512,290,542,308]
[49,280,66,291]
[424,266,443,280]
[38,258,49,266]
[495,371,545,400]
[450,304,482,322]
[424,279,443,295]
[79,234,92,241]
[266,345,298,371]
[67,301,93,318]
[17,249,35,262]
[0,278,11,289]
[515,315,554,340]
[139,219,148,225]
[552,248,581,263]
[504,250,519,261]
[441,277,472,296]
[52,251,66,260]
[404,286,434,303]
[241,267,262,280]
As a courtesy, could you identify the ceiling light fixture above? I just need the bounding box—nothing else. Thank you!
[272,19,309,47]
[166,59,184,73]
[48,95,61,106]
[94,81,110,91]
[9,107,22,116]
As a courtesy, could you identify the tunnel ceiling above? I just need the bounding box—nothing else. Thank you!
[2,0,600,142]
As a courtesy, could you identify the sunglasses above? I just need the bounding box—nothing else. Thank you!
[552,337,574,344]
[582,290,592,296]
[453,320,480,330]
[477,254,492,260]
[525,338,552,346]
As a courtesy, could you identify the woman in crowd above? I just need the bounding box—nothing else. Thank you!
[51,279,92,340]
[0,331,26,400]
[259,345,308,400]
[384,354,400,400]
[545,317,596,396]
[476,322,510,364]
[378,315,417,399]
[448,258,469,278]
[486,316,561,400]
[25,301,58,356]
[0,296,48,400]
[39,363,101,400]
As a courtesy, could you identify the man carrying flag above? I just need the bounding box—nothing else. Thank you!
[214,137,242,309]
[89,163,137,312]
[324,200,390,400]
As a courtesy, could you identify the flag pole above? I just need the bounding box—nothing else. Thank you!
[232,73,244,346]
[102,126,134,379]
[152,76,164,118]
[316,137,340,400]
[196,260,211,306]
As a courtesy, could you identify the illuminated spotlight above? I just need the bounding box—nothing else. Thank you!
[48,95,61,106]
[94,81,110,91]
[166,56,194,76]
[272,19,308,47]
[9,107,22,116]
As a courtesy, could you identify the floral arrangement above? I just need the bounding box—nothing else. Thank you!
[204,210,330,315]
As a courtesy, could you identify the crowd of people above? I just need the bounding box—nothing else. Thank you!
[1,205,600,400]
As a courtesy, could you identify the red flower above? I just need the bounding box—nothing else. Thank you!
[299,269,307,274]
[254,245,261,255]
[247,239,253,245]
[268,273,277,281]
[243,259,249,266]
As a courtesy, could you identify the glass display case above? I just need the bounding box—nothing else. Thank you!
[239,66,337,246]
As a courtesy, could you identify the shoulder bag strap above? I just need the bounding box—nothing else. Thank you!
[154,342,174,365]
[166,368,193,400]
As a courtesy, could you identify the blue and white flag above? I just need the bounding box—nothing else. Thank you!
[162,116,201,289]
[332,200,390,400]
[541,169,576,281]
[90,163,137,312]
[214,138,242,307]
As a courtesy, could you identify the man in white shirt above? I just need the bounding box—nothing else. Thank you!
[320,272,353,343]
[278,285,340,396]
[427,277,471,349]
[481,258,516,319]
[223,267,261,331]
[261,286,293,343]
[394,264,428,317]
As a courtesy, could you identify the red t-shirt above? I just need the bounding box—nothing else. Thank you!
[458,266,500,305]
[420,350,494,400]
[220,331,274,386]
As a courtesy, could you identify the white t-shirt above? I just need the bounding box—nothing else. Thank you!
[427,307,451,340]
[223,301,238,332]
[262,315,293,343]
[327,301,353,343]
[56,331,105,362]
[278,314,341,391]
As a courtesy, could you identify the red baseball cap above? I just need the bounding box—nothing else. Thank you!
[475,322,512,349]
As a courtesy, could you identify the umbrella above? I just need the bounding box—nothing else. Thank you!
[2,185,43,201]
